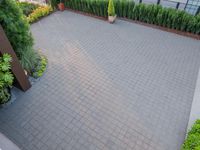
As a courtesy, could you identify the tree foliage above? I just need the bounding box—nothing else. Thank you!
[0,0,38,71]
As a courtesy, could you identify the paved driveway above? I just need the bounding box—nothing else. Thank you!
[1,11,200,150]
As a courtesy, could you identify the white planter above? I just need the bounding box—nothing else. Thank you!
[108,15,117,23]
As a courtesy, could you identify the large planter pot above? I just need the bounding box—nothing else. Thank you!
[108,15,117,23]
[58,3,65,11]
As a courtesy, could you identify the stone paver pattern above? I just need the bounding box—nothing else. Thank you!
[1,11,200,150]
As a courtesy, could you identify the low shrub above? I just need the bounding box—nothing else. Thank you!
[31,55,47,78]
[17,2,39,16]
[63,0,200,35]
[182,119,200,150]
[0,54,14,104]
[27,6,53,23]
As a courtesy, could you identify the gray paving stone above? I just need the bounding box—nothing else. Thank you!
[0,10,200,150]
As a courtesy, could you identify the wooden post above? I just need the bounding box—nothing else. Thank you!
[0,25,31,91]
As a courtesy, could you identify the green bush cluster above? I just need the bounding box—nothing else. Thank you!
[17,2,39,16]
[0,0,38,72]
[131,4,200,34]
[32,56,47,78]
[63,0,200,34]
[182,119,200,150]
[0,54,14,104]
[27,6,53,23]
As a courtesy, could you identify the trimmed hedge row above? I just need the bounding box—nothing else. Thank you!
[63,0,200,34]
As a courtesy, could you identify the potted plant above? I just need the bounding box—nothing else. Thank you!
[58,0,65,11]
[108,0,116,23]
[0,54,14,105]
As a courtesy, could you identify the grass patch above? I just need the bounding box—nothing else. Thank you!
[182,119,200,150]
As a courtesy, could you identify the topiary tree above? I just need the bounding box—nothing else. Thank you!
[0,0,38,72]
[108,0,115,16]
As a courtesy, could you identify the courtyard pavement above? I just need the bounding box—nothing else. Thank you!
[1,11,200,150]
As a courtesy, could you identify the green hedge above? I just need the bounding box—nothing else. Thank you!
[63,0,200,34]
[182,119,200,150]
[65,0,108,17]
[0,0,38,71]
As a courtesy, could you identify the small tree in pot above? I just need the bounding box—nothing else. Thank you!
[58,0,65,11]
[108,0,116,23]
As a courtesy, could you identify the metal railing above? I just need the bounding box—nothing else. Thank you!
[18,0,47,5]
[135,0,199,15]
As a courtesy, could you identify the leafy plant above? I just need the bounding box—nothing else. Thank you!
[0,54,14,104]
[27,5,53,23]
[182,119,200,150]
[17,2,39,16]
[31,55,47,78]
[108,0,115,16]
[0,0,38,72]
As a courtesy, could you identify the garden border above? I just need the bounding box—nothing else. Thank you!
[64,8,200,40]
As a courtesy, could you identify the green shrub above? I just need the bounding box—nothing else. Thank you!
[17,2,39,16]
[0,0,38,72]
[32,55,47,78]
[49,0,60,9]
[108,0,115,16]
[27,6,53,23]
[182,120,200,150]
[0,54,14,104]
[127,1,135,19]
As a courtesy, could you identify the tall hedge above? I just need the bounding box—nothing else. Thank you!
[63,0,200,35]
[0,0,38,71]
